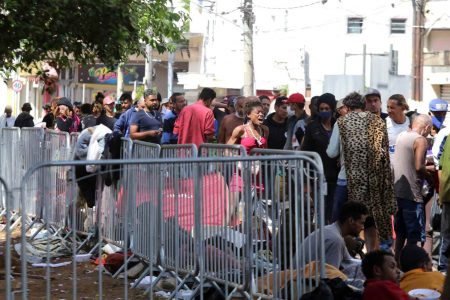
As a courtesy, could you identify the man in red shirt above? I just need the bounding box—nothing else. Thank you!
[174,88,216,147]
[362,250,410,300]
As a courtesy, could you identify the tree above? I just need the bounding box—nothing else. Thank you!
[0,0,189,77]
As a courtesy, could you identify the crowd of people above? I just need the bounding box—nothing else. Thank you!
[2,86,450,298]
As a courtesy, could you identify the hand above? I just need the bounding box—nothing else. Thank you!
[151,129,162,136]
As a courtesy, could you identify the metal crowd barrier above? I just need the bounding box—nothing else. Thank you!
[161,143,198,158]
[11,153,326,300]
[69,132,79,159]
[249,149,326,299]
[0,128,21,216]
[2,132,326,300]
[20,128,45,223]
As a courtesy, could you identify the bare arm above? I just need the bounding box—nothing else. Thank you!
[130,125,160,140]
[414,136,434,181]
[227,125,244,145]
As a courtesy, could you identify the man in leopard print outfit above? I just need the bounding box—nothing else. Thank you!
[327,92,396,250]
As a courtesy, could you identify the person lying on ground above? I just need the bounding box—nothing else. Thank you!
[399,244,444,294]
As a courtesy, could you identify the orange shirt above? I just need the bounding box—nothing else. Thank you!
[399,268,444,293]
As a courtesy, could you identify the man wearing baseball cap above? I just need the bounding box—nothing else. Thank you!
[96,95,117,130]
[431,99,449,170]
[365,88,388,120]
[429,98,448,132]
[284,92,309,150]
[430,99,450,273]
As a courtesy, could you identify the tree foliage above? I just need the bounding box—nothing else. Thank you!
[0,0,189,77]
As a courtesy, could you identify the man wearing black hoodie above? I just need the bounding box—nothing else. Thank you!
[263,97,288,149]
[14,103,34,128]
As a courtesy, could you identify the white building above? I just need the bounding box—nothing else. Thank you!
[2,0,450,117]
[180,0,450,112]
[423,0,450,104]
[179,0,415,107]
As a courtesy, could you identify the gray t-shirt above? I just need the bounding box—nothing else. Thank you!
[297,222,353,270]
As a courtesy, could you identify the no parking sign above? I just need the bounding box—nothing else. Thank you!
[12,80,23,93]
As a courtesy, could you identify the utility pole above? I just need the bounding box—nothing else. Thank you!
[116,63,123,99]
[167,51,174,98]
[144,43,153,90]
[242,0,255,96]
[412,0,426,101]
[362,44,366,93]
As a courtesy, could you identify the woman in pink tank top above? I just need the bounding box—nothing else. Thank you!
[227,101,268,191]
[227,100,268,152]
[225,100,269,224]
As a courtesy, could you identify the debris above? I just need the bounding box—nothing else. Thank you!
[32,261,71,268]
[130,275,157,289]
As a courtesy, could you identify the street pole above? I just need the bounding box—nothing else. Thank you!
[167,51,174,98]
[144,43,153,90]
[362,44,366,93]
[82,84,85,103]
[116,63,123,99]
[412,0,425,101]
[242,0,255,96]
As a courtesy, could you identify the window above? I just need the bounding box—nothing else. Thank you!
[391,19,406,34]
[347,17,363,34]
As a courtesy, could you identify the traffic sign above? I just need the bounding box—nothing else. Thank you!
[12,80,24,93]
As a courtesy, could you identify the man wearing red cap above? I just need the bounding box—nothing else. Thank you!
[283,93,309,150]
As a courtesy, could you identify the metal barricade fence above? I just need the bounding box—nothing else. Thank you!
[38,130,72,228]
[69,132,79,159]
[20,128,45,222]
[160,143,197,159]
[248,149,326,299]
[6,153,325,299]
[0,128,21,215]
[198,143,247,157]
[0,176,15,300]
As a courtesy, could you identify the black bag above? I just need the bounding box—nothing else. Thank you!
[300,278,362,300]
[431,194,442,232]
[299,280,333,300]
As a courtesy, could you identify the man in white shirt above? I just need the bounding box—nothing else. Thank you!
[0,105,15,128]
[386,94,410,160]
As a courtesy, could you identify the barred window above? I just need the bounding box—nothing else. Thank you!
[391,18,406,34]
[347,17,363,34]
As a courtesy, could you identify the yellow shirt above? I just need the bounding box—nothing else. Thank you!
[399,268,445,293]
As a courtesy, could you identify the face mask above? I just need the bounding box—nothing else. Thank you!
[432,115,445,130]
[287,106,295,117]
[319,111,332,119]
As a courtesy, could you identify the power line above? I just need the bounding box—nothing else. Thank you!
[252,0,322,10]
[190,0,244,29]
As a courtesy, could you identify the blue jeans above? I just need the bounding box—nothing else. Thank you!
[394,197,425,244]
[439,203,450,271]
[331,179,348,223]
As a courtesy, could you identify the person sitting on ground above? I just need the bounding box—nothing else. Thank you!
[399,244,445,294]
[362,250,410,300]
[297,201,368,275]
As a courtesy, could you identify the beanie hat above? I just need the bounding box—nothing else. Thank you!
[317,93,336,111]
[57,97,73,110]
